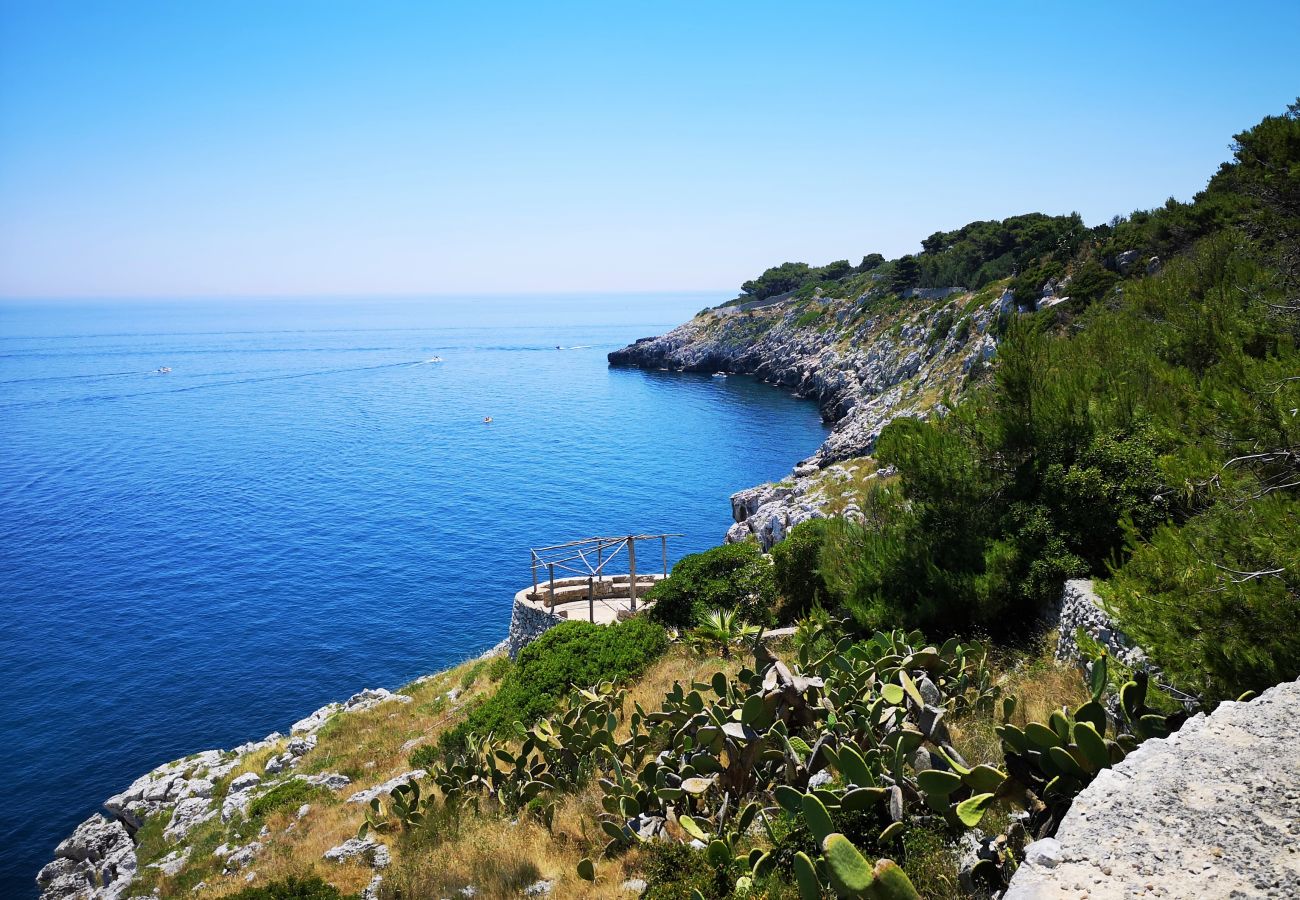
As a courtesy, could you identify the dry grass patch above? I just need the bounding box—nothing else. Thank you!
[949,631,1090,769]
[303,656,502,784]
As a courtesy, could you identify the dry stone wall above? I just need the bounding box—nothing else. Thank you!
[505,596,563,658]
[1053,579,1149,669]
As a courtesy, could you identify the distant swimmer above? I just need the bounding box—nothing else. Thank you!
[483,416,493,424]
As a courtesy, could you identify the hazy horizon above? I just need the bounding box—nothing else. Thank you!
[3,1,1299,299]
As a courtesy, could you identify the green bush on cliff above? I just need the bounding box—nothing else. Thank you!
[247,778,330,820]
[438,618,667,755]
[771,518,833,623]
[644,542,775,629]
[225,876,348,900]
[1103,495,1300,702]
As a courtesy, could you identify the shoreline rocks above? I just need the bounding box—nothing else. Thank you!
[36,816,137,900]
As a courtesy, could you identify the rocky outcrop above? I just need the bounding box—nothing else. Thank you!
[36,816,137,900]
[323,836,390,868]
[612,288,1011,548]
[346,771,427,806]
[1004,679,1300,899]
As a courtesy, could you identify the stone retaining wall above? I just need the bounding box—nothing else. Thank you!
[505,597,564,658]
[1052,579,1149,669]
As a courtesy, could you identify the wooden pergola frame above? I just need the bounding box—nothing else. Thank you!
[529,534,682,612]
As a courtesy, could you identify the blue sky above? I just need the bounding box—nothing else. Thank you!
[1,1,1297,298]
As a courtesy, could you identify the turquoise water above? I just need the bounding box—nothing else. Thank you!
[0,295,827,895]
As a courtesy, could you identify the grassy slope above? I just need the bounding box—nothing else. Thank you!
[135,633,1087,900]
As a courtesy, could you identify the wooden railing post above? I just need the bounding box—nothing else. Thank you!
[661,535,668,578]
[548,563,556,609]
[588,577,594,622]
[628,536,638,612]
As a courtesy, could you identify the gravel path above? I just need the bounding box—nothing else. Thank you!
[1006,678,1300,899]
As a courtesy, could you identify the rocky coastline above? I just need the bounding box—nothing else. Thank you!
[610,287,1014,548]
[36,678,480,900]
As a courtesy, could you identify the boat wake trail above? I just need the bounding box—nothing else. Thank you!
[0,360,423,411]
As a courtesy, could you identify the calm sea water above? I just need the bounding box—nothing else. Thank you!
[0,295,827,895]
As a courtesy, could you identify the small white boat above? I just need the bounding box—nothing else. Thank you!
[483,416,493,424]
[712,372,727,378]
[156,367,171,374]
[427,356,443,363]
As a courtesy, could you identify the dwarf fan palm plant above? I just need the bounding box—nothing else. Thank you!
[689,608,760,659]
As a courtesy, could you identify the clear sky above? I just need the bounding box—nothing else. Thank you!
[1,1,1298,299]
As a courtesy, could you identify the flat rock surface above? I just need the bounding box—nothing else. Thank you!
[1006,679,1300,899]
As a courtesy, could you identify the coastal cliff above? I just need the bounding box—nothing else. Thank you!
[609,286,1013,548]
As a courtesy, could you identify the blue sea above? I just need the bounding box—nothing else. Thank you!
[0,295,827,896]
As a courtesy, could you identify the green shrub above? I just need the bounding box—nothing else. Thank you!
[486,654,512,681]
[771,518,833,623]
[458,660,486,691]
[409,742,439,771]
[440,618,668,753]
[641,840,730,900]
[225,875,348,900]
[247,779,330,820]
[1065,259,1119,305]
[793,306,823,327]
[644,542,775,629]
[1103,493,1300,702]
[926,307,955,343]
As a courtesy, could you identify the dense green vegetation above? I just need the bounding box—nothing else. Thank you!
[915,212,1086,289]
[736,212,1087,302]
[644,542,776,629]
[771,518,833,622]
[226,877,350,900]
[740,260,854,300]
[246,779,331,820]
[814,102,1300,701]
[433,618,667,756]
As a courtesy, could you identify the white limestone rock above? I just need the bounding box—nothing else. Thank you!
[163,797,216,842]
[148,847,191,878]
[291,703,342,735]
[222,842,262,873]
[37,815,137,900]
[347,771,427,805]
[304,772,351,790]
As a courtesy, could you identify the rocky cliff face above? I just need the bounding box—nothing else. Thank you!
[610,287,1013,548]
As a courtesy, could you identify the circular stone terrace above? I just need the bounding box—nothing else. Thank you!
[514,572,666,625]
[505,534,678,655]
